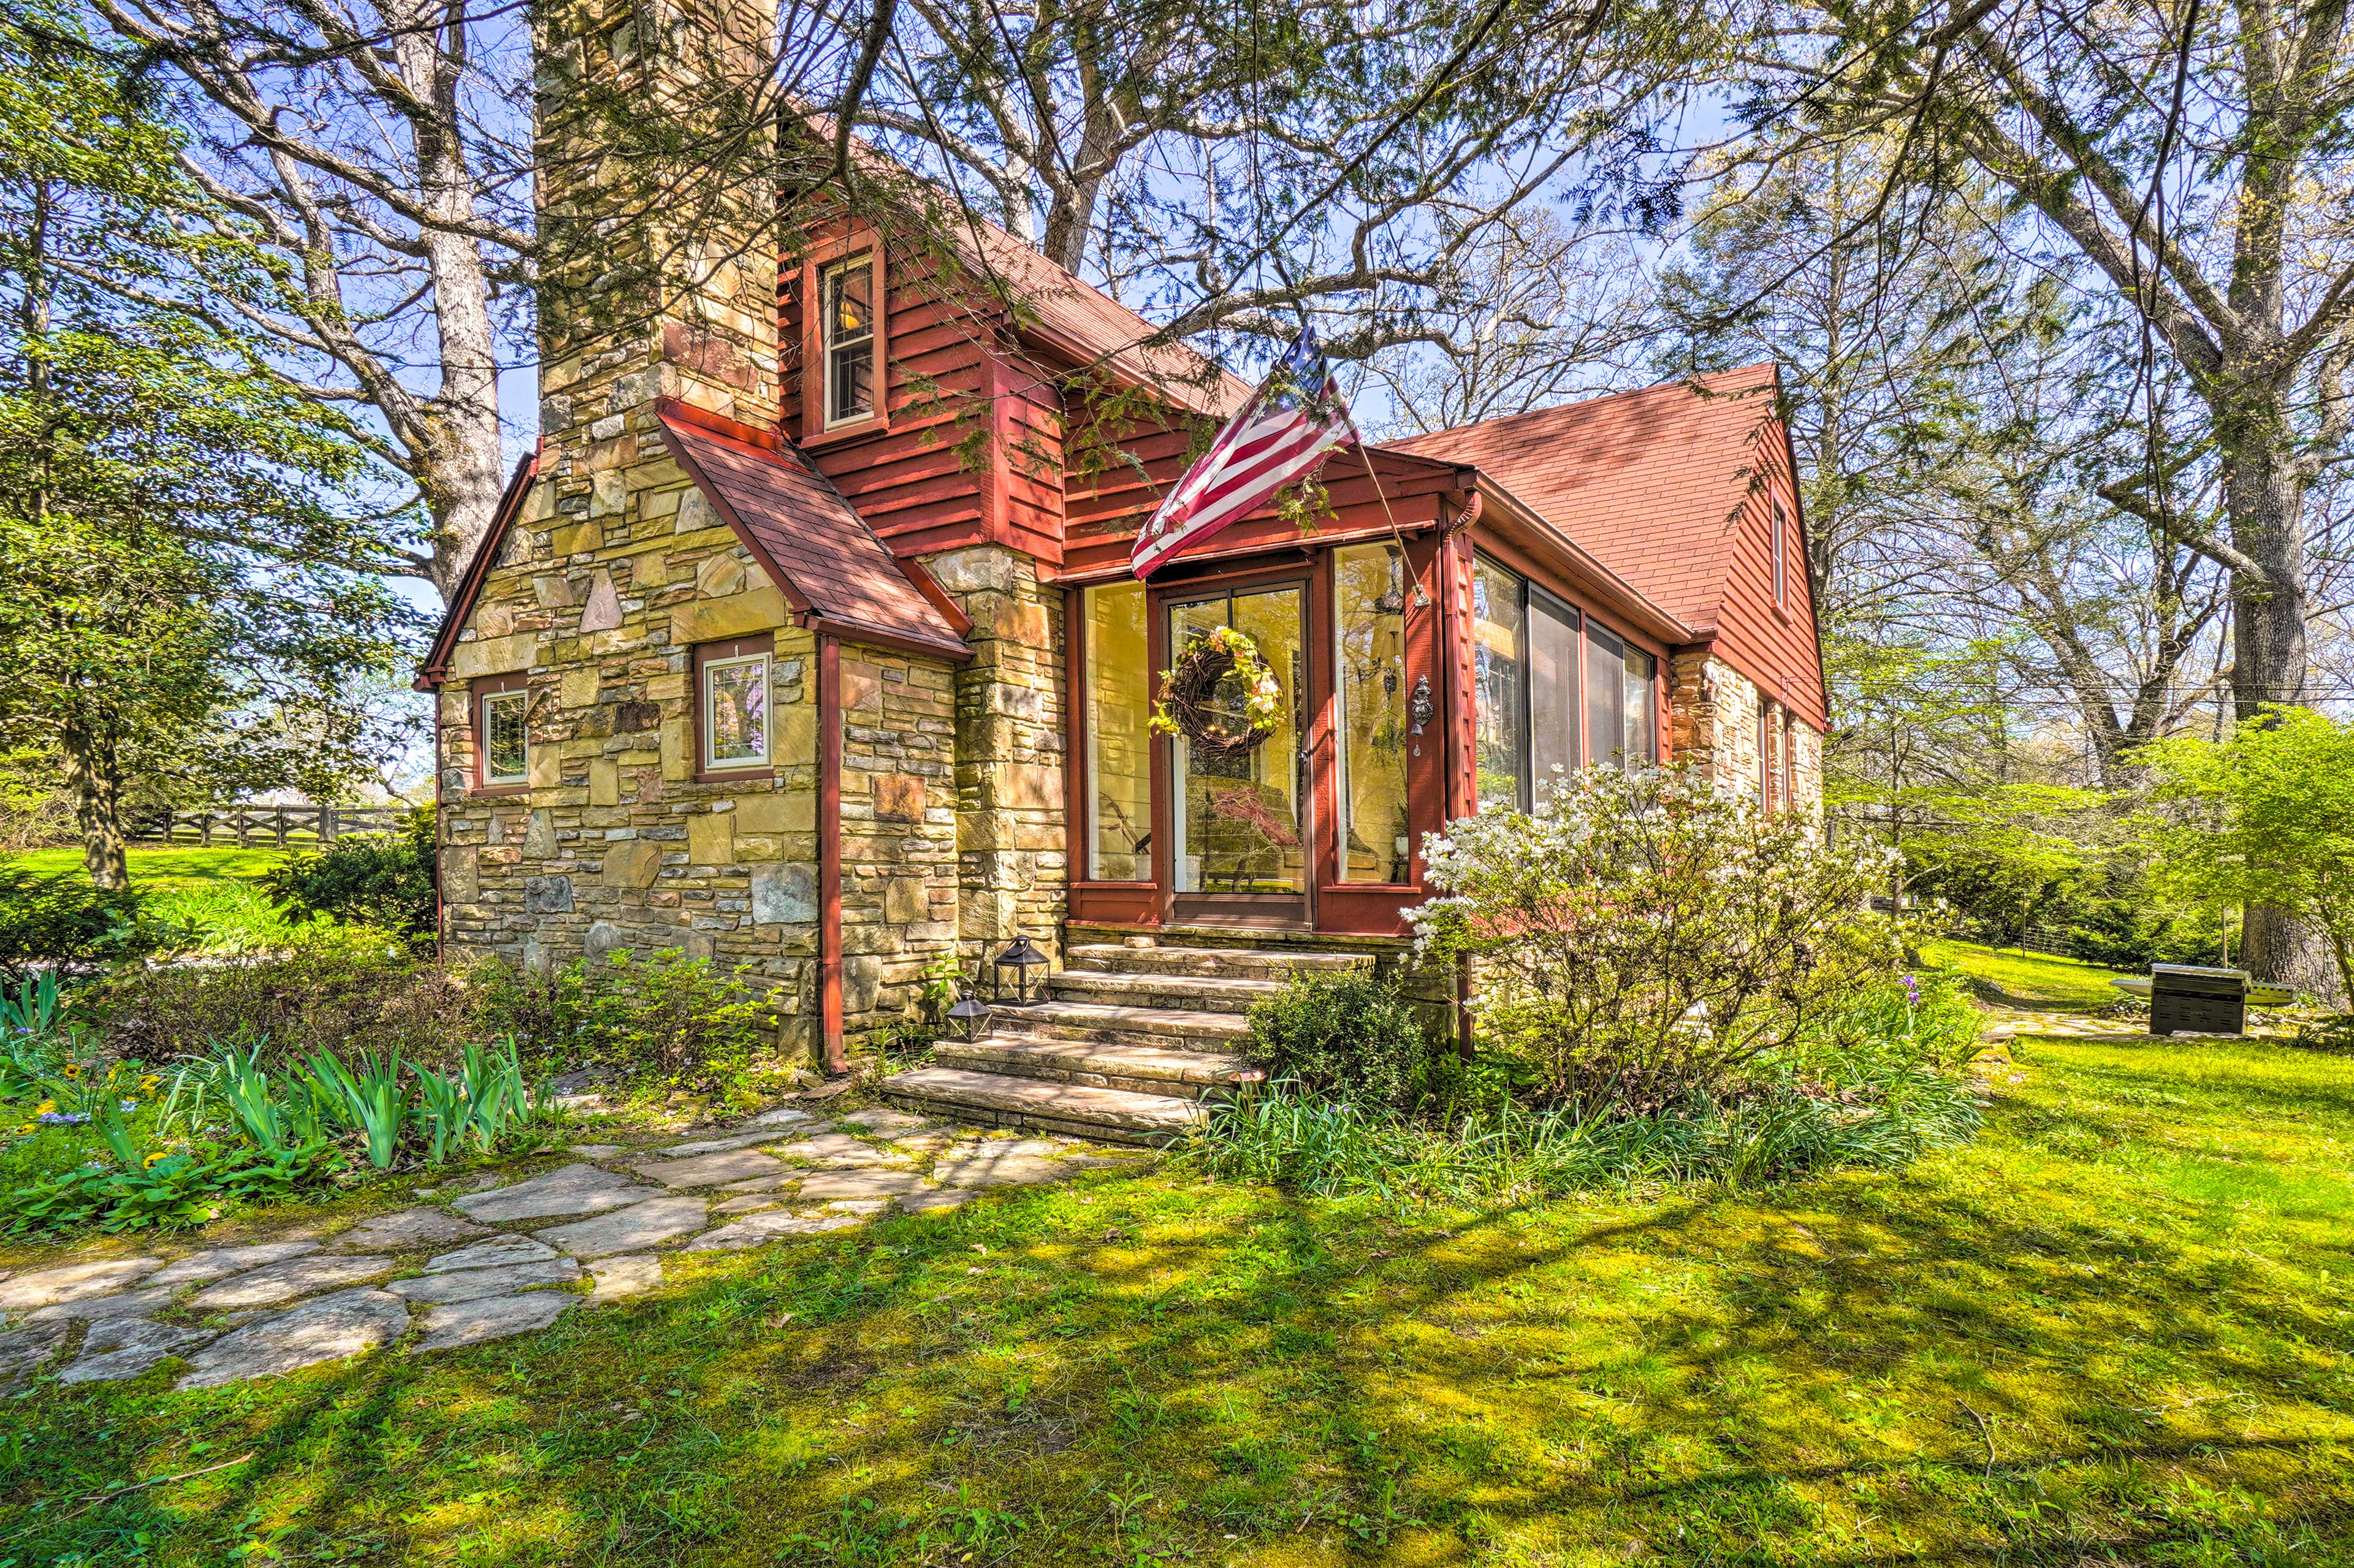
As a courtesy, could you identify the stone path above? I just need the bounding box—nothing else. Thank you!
[0,1104,1144,1393]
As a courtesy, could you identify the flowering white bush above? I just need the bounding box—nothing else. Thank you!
[1410,764,1902,1111]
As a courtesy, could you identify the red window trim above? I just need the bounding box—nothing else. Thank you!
[794,237,888,448]
[471,671,533,797]
[692,633,779,785]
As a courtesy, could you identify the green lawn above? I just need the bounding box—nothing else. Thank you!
[1,845,300,951]
[1,844,290,888]
[7,1035,2353,1565]
[1925,937,2132,1011]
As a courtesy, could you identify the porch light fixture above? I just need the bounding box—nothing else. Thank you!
[991,935,1049,1005]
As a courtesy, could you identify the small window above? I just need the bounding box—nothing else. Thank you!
[476,677,530,789]
[1622,645,1656,764]
[820,255,876,427]
[701,651,771,771]
[1772,501,1788,607]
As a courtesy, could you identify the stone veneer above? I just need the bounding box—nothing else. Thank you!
[1666,648,1824,818]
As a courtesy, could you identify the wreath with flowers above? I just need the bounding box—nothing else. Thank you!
[1148,625,1284,760]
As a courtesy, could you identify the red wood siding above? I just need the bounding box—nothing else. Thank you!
[1695,420,1827,729]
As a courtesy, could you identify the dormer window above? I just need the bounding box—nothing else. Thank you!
[820,254,875,426]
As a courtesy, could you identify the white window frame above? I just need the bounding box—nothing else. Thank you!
[820,254,876,428]
[701,652,773,772]
[480,688,530,787]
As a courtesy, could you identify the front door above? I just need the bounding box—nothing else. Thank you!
[1164,582,1310,926]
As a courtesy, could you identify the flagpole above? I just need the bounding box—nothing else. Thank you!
[1354,438,1431,609]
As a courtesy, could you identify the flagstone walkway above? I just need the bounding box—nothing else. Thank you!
[0,1104,1144,1393]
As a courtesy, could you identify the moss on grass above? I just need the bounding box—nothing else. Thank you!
[1925,937,2132,1012]
[5,1035,2352,1565]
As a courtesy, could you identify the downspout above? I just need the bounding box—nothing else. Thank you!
[818,633,847,1076]
[432,694,445,965]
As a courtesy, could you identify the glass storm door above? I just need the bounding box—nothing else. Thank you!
[1165,583,1309,924]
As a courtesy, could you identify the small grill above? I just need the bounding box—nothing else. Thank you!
[2148,964,2249,1037]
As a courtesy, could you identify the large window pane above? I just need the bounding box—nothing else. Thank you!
[1336,544,1411,881]
[1623,646,1657,764]
[1169,588,1306,894]
[1084,582,1151,880]
[1530,590,1581,801]
[1472,557,1527,810]
[1585,622,1626,769]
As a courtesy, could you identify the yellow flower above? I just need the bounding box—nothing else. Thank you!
[60,1063,81,1079]
[35,1100,56,1114]
[143,1151,169,1168]
[139,1075,161,1091]
[10,1124,31,1136]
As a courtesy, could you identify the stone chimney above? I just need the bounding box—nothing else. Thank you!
[533,0,780,457]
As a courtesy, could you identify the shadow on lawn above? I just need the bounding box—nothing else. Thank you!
[9,1117,2354,1564]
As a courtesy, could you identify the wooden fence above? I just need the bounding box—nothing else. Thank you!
[129,804,406,848]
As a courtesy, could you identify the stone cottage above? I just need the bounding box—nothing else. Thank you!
[414,0,1830,1139]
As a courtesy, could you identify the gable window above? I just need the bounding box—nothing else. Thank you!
[696,637,772,775]
[1772,500,1788,607]
[820,255,876,427]
[474,674,530,791]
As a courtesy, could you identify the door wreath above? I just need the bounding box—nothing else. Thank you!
[1148,625,1283,761]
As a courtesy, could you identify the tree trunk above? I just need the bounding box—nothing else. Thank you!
[2220,425,2322,986]
[59,720,128,891]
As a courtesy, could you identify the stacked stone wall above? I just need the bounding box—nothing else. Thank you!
[837,644,963,1035]
[928,546,1070,970]
[438,498,828,1043]
[1664,649,1824,818]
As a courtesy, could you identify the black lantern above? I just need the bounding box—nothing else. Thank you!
[991,935,1049,1005]
[947,979,991,1042]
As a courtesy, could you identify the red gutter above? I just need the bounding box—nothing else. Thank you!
[817,635,847,1076]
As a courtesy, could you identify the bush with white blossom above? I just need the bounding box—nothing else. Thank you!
[1410,764,1903,1112]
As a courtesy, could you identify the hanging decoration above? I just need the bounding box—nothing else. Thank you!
[1149,626,1283,761]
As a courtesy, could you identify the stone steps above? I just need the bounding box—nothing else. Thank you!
[875,937,1380,1143]
[931,1034,1249,1102]
[1064,943,1372,980]
[988,998,1252,1052]
[878,1065,1206,1145]
[1043,969,1282,1016]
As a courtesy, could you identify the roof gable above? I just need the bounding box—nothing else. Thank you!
[1385,365,1785,633]
[655,403,969,659]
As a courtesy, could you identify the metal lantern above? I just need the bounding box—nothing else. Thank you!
[947,984,991,1042]
[991,935,1049,1005]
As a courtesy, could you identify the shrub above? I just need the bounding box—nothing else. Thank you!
[259,808,436,949]
[4,1142,346,1236]
[475,947,787,1103]
[0,869,186,981]
[87,922,476,1066]
[1411,764,1903,1112]
[1244,970,1427,1113]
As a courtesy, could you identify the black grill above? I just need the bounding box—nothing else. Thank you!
[2149,964,2249,1037]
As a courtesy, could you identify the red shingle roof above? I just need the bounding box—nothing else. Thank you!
[658,408,970,659]
[1385,365,1785,633]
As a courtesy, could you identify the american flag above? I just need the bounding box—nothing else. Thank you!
[1130,331,1357,578]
